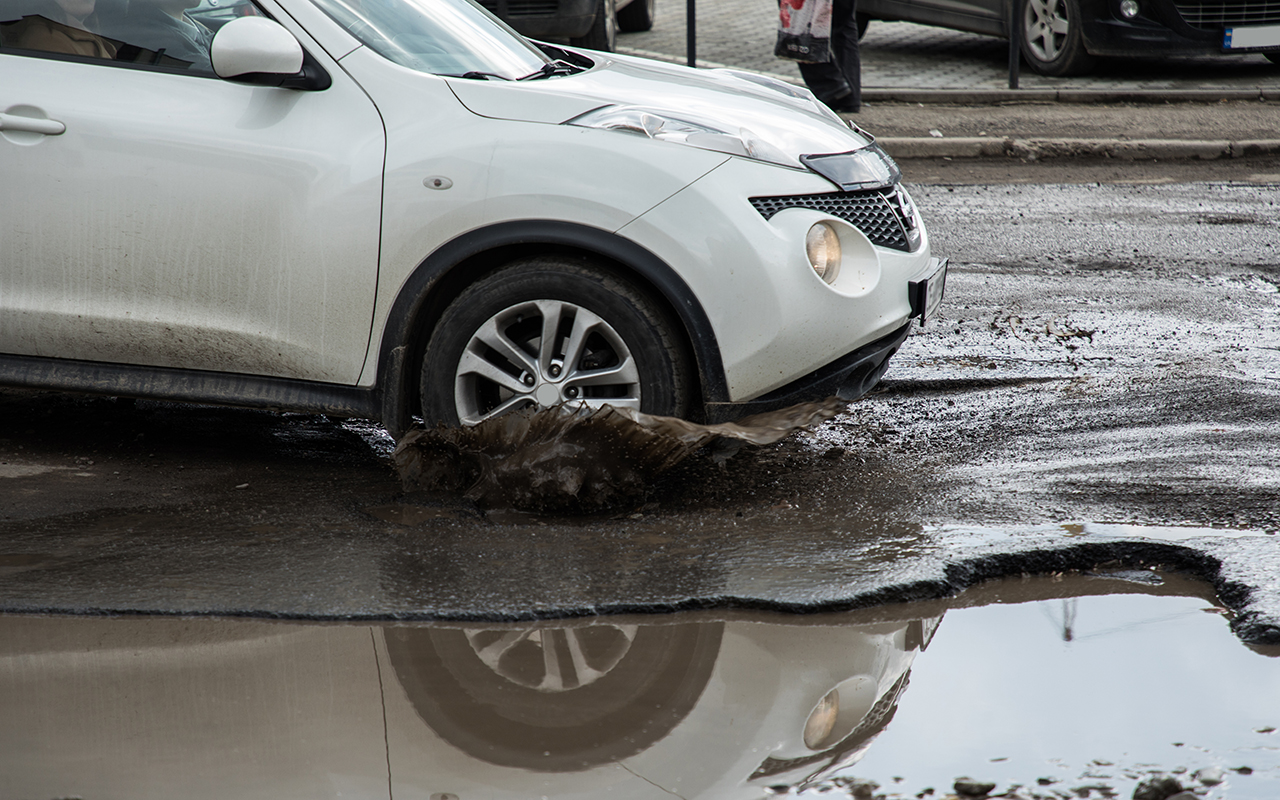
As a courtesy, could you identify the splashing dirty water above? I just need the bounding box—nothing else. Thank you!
[393,398,848,512]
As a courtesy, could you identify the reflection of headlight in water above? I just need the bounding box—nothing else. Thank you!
[804,689,840,749]
[802,675,880,751]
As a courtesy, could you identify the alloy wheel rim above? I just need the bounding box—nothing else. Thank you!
[1024,0,1069,62]
[453,299,641,425]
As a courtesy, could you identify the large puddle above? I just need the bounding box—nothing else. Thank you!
[2,573,1276,800]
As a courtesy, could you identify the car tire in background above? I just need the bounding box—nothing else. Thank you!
[1020,0,1095,76]
[420,257,691,427]
[1267,52,1280,64]
[616,0,655,32]
[571,0,618,50]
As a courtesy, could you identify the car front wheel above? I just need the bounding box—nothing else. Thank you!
[420,257,690,427]
[1020,0,1095,76]
[571,0,618,51]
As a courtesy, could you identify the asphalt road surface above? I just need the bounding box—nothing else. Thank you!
[2,160,1278,640]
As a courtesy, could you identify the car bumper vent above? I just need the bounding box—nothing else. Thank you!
[1173,0,1280,28]
[750,188,915,252]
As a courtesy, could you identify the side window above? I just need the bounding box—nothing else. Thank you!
[0,0,264,75]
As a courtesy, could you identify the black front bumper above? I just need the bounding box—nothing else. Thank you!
[703,323,913,424]
[1079,0,1280,57]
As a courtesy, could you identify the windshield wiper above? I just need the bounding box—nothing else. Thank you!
[448,71,512,81]
[518,60,581,80]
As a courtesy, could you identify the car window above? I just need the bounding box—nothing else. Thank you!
[0,0,264,75]
[311,0,549,80]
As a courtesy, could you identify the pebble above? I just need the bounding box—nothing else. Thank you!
[953,777,997,797]
[1193,766,1225,786]
[1132,774,1184,800]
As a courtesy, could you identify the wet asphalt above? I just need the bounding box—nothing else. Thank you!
[1,177,1278,643]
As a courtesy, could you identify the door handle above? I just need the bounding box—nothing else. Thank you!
[0,113,66,136]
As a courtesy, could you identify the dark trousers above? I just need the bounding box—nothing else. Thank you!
[797,0,860,111]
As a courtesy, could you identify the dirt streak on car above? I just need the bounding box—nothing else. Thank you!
[0,0,945,437]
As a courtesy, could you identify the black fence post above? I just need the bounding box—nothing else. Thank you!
[1008,0,1020,88]
[687,0,696,66]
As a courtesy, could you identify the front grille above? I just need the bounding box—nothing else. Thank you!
[750,188,915,252]
[1173,0,1280,28]
[476,0,560,16]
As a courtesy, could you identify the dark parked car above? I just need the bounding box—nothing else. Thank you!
[857,0,1280,75]
[475,0,655,51]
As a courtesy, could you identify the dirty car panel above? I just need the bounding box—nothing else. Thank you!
[0,0,940,435]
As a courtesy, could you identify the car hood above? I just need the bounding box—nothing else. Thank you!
[445,52,873,168]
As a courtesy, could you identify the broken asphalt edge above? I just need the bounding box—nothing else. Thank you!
[3,533,1276,647]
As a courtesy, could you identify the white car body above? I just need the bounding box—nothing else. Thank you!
[0,613,938,798]
[0,0,942,433]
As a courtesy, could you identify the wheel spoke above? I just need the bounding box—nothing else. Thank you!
[472,316,539,376]
[542,630,567,691]
[1049,16,1069,34]
[534,299,568,374]
[567,357,640,388]
[564,630,605,685]
[460,394,533,426]
[559,307,606,375]
[472,630,531,664]
[457,349,529,395]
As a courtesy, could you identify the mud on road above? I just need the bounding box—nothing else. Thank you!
[0,179,1277,632]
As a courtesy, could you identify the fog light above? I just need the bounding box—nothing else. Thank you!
[1119,0,1139,18]
[803,689,840,750]
[805,222,841,283]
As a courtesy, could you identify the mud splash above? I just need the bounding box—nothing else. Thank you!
[393,398,847,512]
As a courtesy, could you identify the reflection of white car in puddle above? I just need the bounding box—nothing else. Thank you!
[0,614,939,797]
[1,0,944,435]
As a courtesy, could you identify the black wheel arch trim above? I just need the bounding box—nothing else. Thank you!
[375,220,729,436]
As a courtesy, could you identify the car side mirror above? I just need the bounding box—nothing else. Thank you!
[211,17,330,90]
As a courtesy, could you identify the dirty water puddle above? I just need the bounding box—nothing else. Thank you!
[1,573,1275,800]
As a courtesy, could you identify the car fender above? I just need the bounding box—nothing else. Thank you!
[375,220,729,437]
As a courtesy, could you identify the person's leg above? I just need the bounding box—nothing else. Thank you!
[828,0,860,112]
[797,58,852,110]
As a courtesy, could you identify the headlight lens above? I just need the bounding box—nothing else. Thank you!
[803,689,840,750]
[566,106,795,167]
[806,222,841,283]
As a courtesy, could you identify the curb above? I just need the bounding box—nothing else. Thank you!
[877,136,1280,160]
[863,88,1280,104]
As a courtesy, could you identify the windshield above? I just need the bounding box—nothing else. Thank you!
[312,0,549,79]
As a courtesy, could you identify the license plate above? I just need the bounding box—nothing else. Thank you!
[909,257,948,324]
[1224,24,1280,50]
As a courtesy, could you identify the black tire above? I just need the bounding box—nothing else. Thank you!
[383,622,723,772]
[420,257,691,427]
[1019,0,1095,76]
[616,0,655,32]
[571,0,618,51]
[1266,52,1280,65]
[856,12,870,40]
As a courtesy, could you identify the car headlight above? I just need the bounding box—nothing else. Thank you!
[803,689,841,750]
[566,105,794,167]
[801,146,900,191]
[806,222,841,283]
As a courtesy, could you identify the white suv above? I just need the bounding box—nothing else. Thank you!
[0,0,945,436]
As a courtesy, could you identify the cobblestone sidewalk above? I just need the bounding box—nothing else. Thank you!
[617,0,1280,91]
